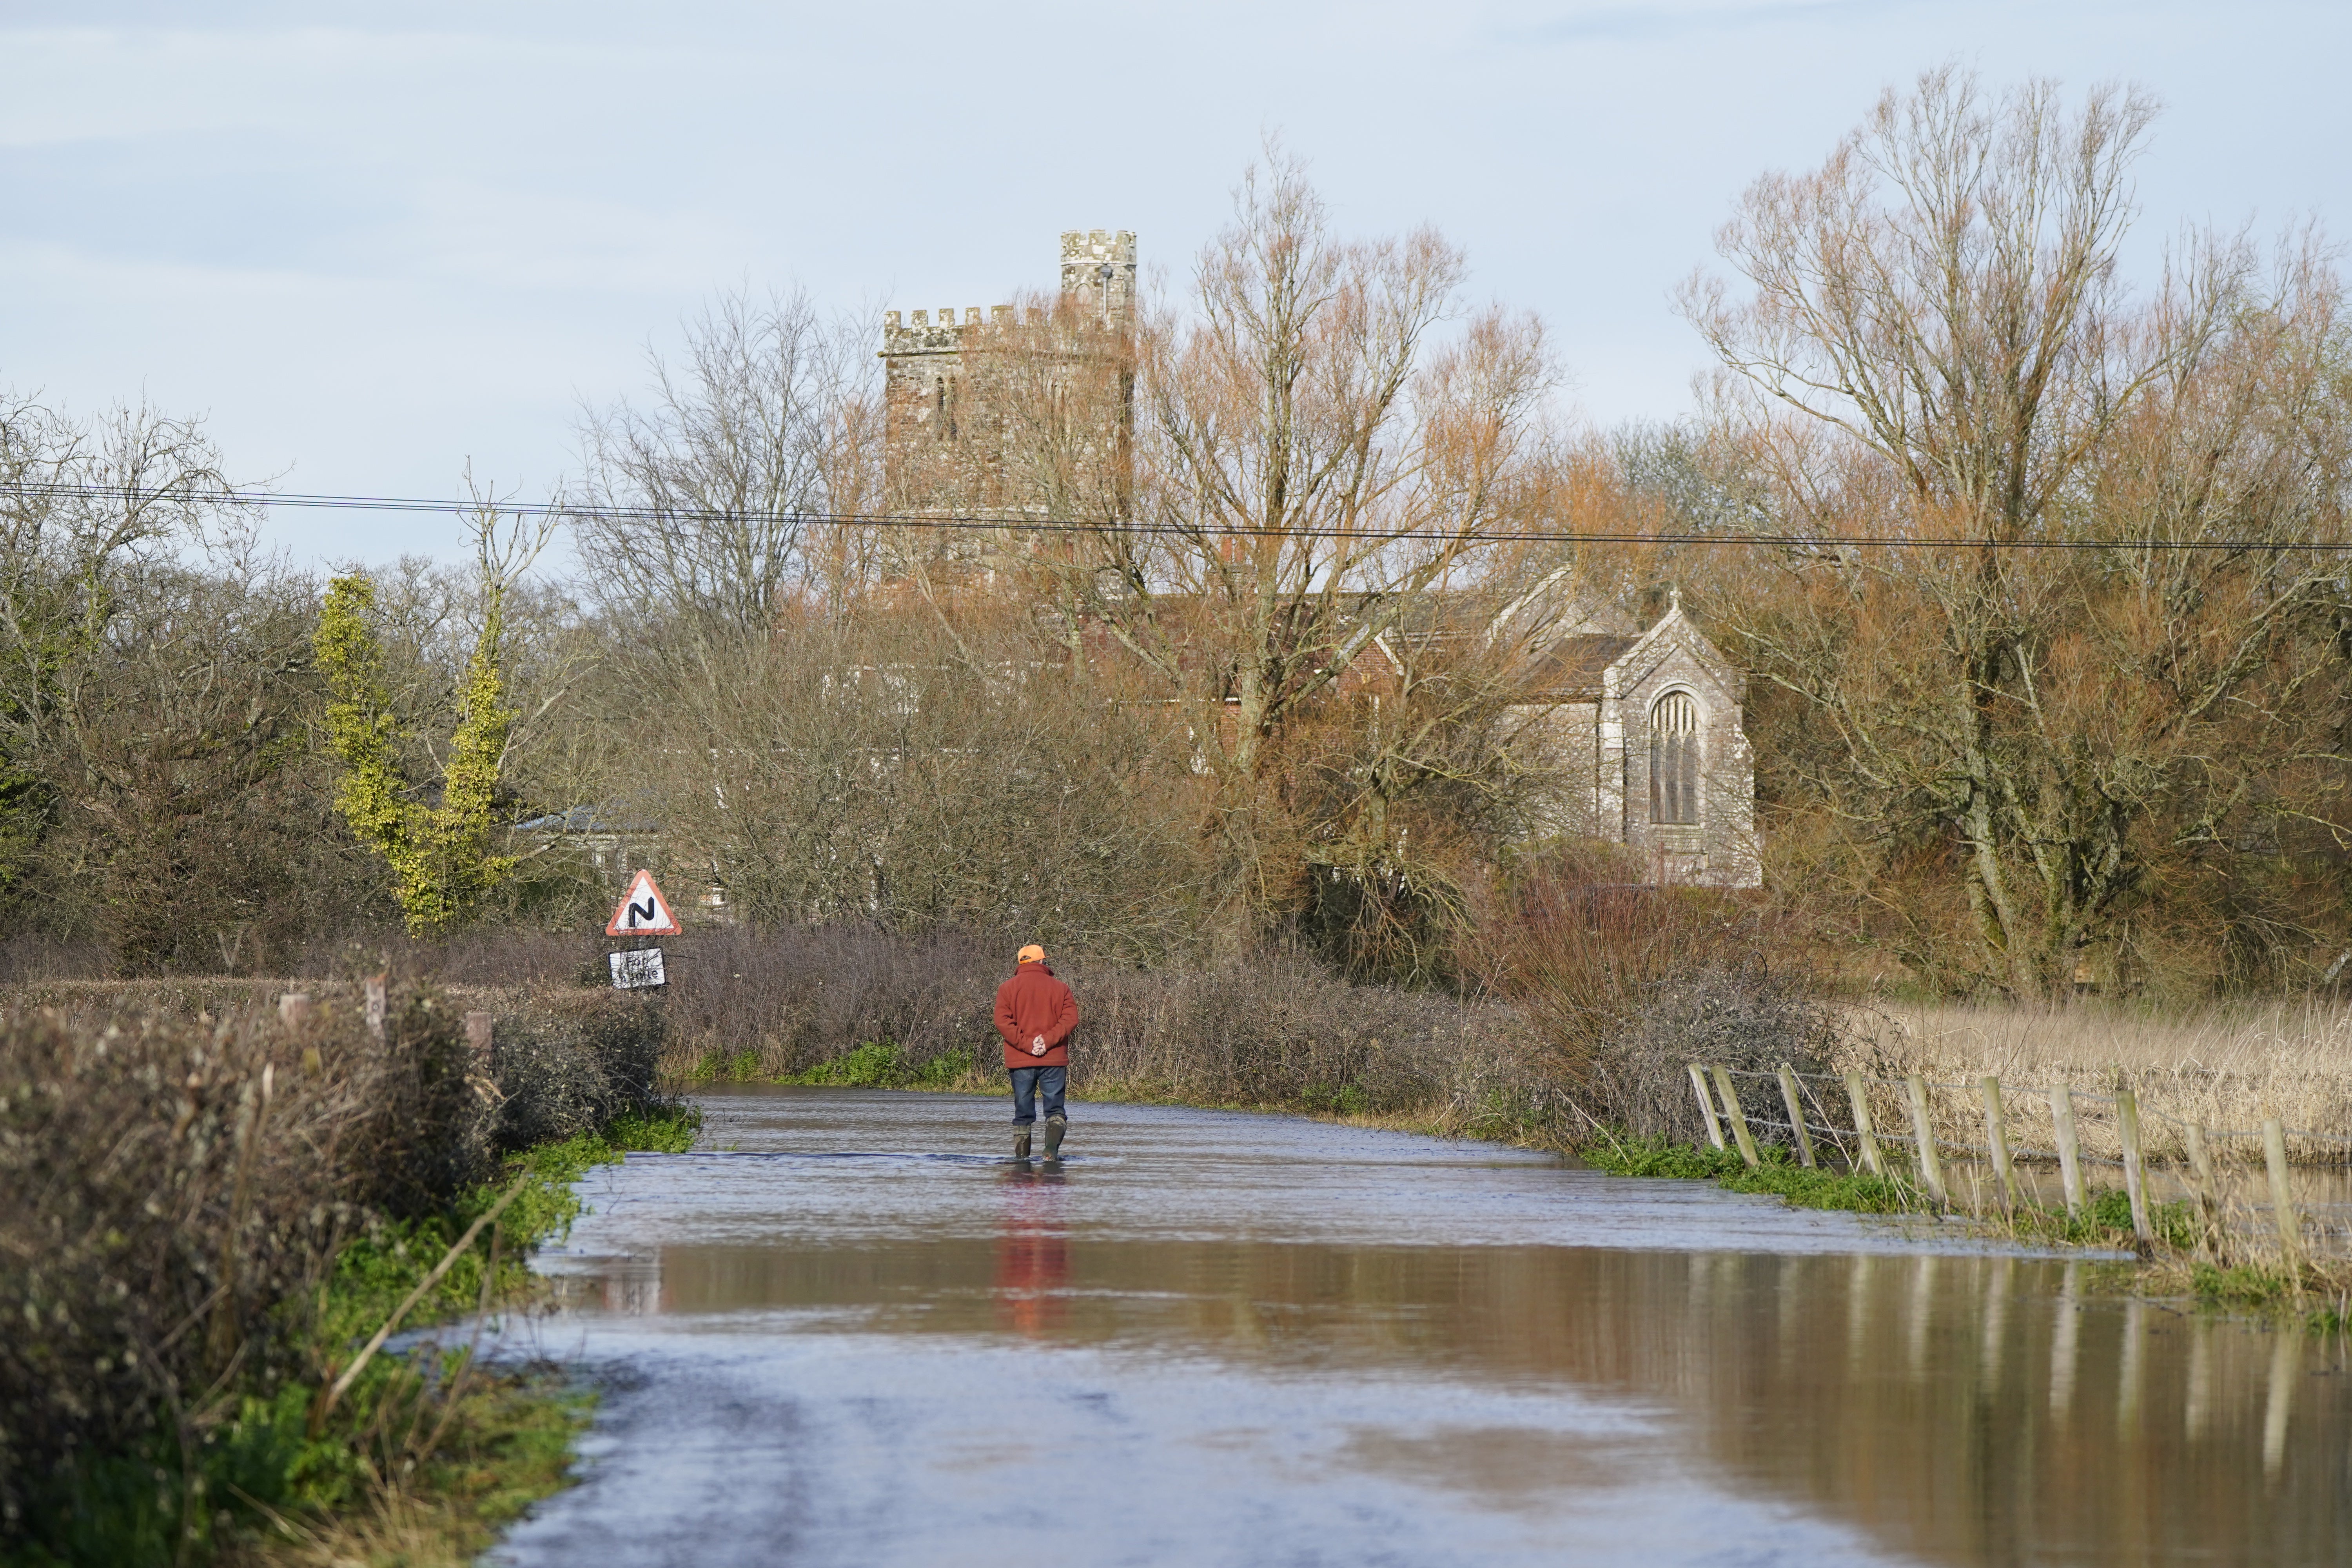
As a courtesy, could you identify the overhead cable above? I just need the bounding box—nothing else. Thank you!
[0,479,2345,554]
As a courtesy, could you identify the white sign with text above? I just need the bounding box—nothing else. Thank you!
[610,947,667,989]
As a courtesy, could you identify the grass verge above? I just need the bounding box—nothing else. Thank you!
[1583,1133,1925,1213]
[10,1103,698,1568]
[1576,1130,2352,1338]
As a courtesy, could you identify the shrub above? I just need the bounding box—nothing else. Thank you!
[468,986,666,1152]
[1590,964,1845,1145]
[1073,955,1528,1114]
[0,979,667,1547]
[1480,862,1846,1145]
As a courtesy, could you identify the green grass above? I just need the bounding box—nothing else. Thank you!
[1583,1133,1924,1212]
[2191,1260,2352,1333]
[1583,1133,1751,1180]
[788,1039,916,1087]
[1583,1131,2220,1248]
[1720,1160,1922,1213]
[1298,1083,1372,1117]
[2004,1185,2204,1251]
[688,1046,766,1082]
[2194,1260,2294,1311]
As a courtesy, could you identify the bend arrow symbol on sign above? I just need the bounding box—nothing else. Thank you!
[605,869,684,936]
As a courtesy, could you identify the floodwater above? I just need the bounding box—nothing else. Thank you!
[492,1087,2352,1567]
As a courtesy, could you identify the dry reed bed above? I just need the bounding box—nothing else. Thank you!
[1826,1001,2352,1167]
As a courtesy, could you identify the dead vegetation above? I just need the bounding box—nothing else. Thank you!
[0,978,669,1563]
[3,85,2350,1011]
[1842,999,2352,1163]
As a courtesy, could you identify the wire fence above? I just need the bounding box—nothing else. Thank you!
[1687,1059,2352,1270]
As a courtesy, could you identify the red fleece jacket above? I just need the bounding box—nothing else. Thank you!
[994,962,1078,1069]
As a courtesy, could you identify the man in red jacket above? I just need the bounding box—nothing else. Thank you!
[995,943,1078,1160]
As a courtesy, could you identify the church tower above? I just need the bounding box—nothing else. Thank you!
[880,231,1136,519]
[1059,229,1138,327]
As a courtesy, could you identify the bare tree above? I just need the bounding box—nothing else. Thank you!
[1283,587,1574,982]
[1684,69,2172,538]
[627,606,1212,959]
[0,398,259,902]
[997,150,1555,944]
[1684,68,2352,995]
[570,288,873,635]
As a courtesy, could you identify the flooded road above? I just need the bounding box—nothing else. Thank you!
[495,1087,2352,1566]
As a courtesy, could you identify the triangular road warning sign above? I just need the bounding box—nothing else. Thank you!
[606,869,683,936]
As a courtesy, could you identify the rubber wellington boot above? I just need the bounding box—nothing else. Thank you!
[1042,1116,1066,1160]
[1013,1126,1033,1160]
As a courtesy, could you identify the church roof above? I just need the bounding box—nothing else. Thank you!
[1517,633,1641,701]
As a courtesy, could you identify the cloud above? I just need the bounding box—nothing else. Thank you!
[0,25,742,151]
[1495,0,1923,45]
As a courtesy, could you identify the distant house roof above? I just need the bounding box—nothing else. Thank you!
[1517,633,1641,702]
[511,805,660,836]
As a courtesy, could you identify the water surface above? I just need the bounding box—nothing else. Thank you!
[493,1087,2350,1566]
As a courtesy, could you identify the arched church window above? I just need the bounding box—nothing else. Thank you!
[1650,690,1700,826]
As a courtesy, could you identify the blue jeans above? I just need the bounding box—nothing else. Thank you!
[1009,1066,1067,1125]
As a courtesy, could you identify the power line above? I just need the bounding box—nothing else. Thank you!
[0,478,2346,554]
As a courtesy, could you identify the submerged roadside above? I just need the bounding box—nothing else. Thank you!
[1577,1131,2351,1336]
[684,1040,2350,1338]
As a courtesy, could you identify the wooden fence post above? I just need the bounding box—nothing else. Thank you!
[2049,1085,2087,1219]
[1904,1075,1947,1204]
[465,1010,494,1063]
[2117,1086,2154,1245]
[1710,1066,1762,1170]
[1777,1063,1817,1169]
[365,973,388,1042]
[2183,1122,2222,1257]
[1688,1064,1725,1151]
[1979,1076,2018,1213]
[2263,1118,2302,1278]
[278,992,311,1032]
[1844,1071,1884,1176]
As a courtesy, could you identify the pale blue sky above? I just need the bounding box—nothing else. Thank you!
[2,0,2345,566]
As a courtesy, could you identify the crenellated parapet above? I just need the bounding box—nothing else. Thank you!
[880,230,1139,521]
[881,303,1020,356]
[881,229,1137,359]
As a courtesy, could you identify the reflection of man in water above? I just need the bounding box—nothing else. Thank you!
[993,1185,1070,1336]
[994,943,1078,1161]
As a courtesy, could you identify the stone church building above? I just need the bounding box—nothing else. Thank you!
[880,232,1761,888]
[1496,589,1761,888]
[879,230,1137,518]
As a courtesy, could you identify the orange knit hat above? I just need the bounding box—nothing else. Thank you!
[1016,943,1045,965]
